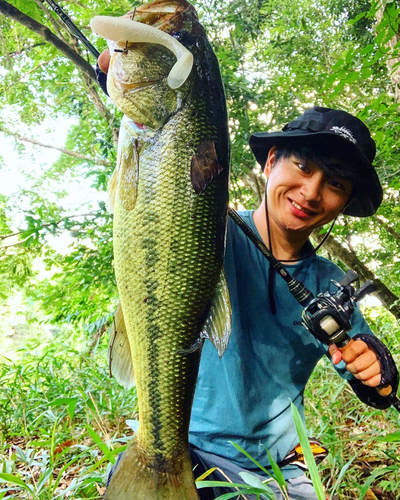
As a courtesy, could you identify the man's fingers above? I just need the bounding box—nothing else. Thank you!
[329,344,342,365]
[345,348,378,373]
[351,360,381,386]
[98,49,111,74]
[340,340,369,364]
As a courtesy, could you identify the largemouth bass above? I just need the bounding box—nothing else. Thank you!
[91,1,230,498]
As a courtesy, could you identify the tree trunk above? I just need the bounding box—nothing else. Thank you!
[242,168,265,205]
[375,2,400,102]
[312,231,400,321]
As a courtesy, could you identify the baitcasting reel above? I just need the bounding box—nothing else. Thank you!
[302,270,377,348]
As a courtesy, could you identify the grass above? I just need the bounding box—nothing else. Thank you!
[0,330,137,499]
[0,323,399,499]
[305,357,400,499]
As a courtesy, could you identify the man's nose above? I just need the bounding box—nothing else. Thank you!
[300,174,323,204]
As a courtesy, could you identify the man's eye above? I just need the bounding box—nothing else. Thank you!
[296,162,309,172]
[329,179,345,190]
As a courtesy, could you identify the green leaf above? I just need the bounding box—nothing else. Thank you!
[49,397,77,420]
[360,44,374,57]
[358,466,397,500]
[0,473,33,491]
[348,12,367,25]
[85,425,115,463]
[377,431,400,442]
[238,471,270,490]
[195,467,218,481]
[35,468,53,494]
[265,449,287,493]
[229,441,271,477]
[197,480,250,489]
[290,403,325,500]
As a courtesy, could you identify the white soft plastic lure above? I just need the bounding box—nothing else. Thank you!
[90,16,194,89]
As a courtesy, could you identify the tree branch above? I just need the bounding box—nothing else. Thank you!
[312,230,400,321]
[3,42,46,59]
[4,60,50,92]
[0,126,112,167]
[375,215,400,241]
[1,211,112,244]
[0,1,118,145]
[242,169,265,205]
[33,0,68,43]
[0,0,97,83]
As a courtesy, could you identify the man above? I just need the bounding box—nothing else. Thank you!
[187,107,398,499]
[97,54,398,498]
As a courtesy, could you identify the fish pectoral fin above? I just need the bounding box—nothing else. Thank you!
[108,303,135,389]
[108,117,140,213]
[191,140,223,195]
[202,270,231,357]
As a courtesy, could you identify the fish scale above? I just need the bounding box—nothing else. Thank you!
[99,0,230,497]
[113,110,224,452]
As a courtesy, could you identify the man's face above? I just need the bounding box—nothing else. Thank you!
[264,149,353,236]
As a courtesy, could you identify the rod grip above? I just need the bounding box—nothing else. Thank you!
[339,338,393,398]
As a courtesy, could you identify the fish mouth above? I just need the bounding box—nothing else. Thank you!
[91,4,194,89]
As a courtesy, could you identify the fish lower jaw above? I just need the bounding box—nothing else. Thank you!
[112,78,162,92]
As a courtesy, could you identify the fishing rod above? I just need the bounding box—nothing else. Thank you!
[44,0,100,59]
[228,207,400,413]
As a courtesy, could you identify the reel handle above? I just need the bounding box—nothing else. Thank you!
[338,269,359,287]
[340,338,393,398]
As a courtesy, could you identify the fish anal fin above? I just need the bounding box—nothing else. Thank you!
[202,270,231,357]
[191,140,223,195]
[108,303,135,389]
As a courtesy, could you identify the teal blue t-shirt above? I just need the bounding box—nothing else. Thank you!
[189,211,373,479]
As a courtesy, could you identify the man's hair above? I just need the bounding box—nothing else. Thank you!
[273,143,359,205]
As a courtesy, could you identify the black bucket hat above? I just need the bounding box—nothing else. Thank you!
[249,107,383,217]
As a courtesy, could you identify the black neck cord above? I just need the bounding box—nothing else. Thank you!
[227,208,314,307]
[264,187,277,314]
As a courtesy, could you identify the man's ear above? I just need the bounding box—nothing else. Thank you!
[264,146,277,178]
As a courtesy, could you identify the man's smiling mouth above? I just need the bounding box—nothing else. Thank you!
[290,199,316,215]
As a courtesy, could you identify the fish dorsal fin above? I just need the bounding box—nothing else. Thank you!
[108,303,135,389]
[191,140,223,195]
[202,270,231,357]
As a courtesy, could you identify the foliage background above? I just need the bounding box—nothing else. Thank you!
[0,0,400,498]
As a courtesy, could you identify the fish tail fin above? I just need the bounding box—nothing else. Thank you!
[103,436,199,500]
